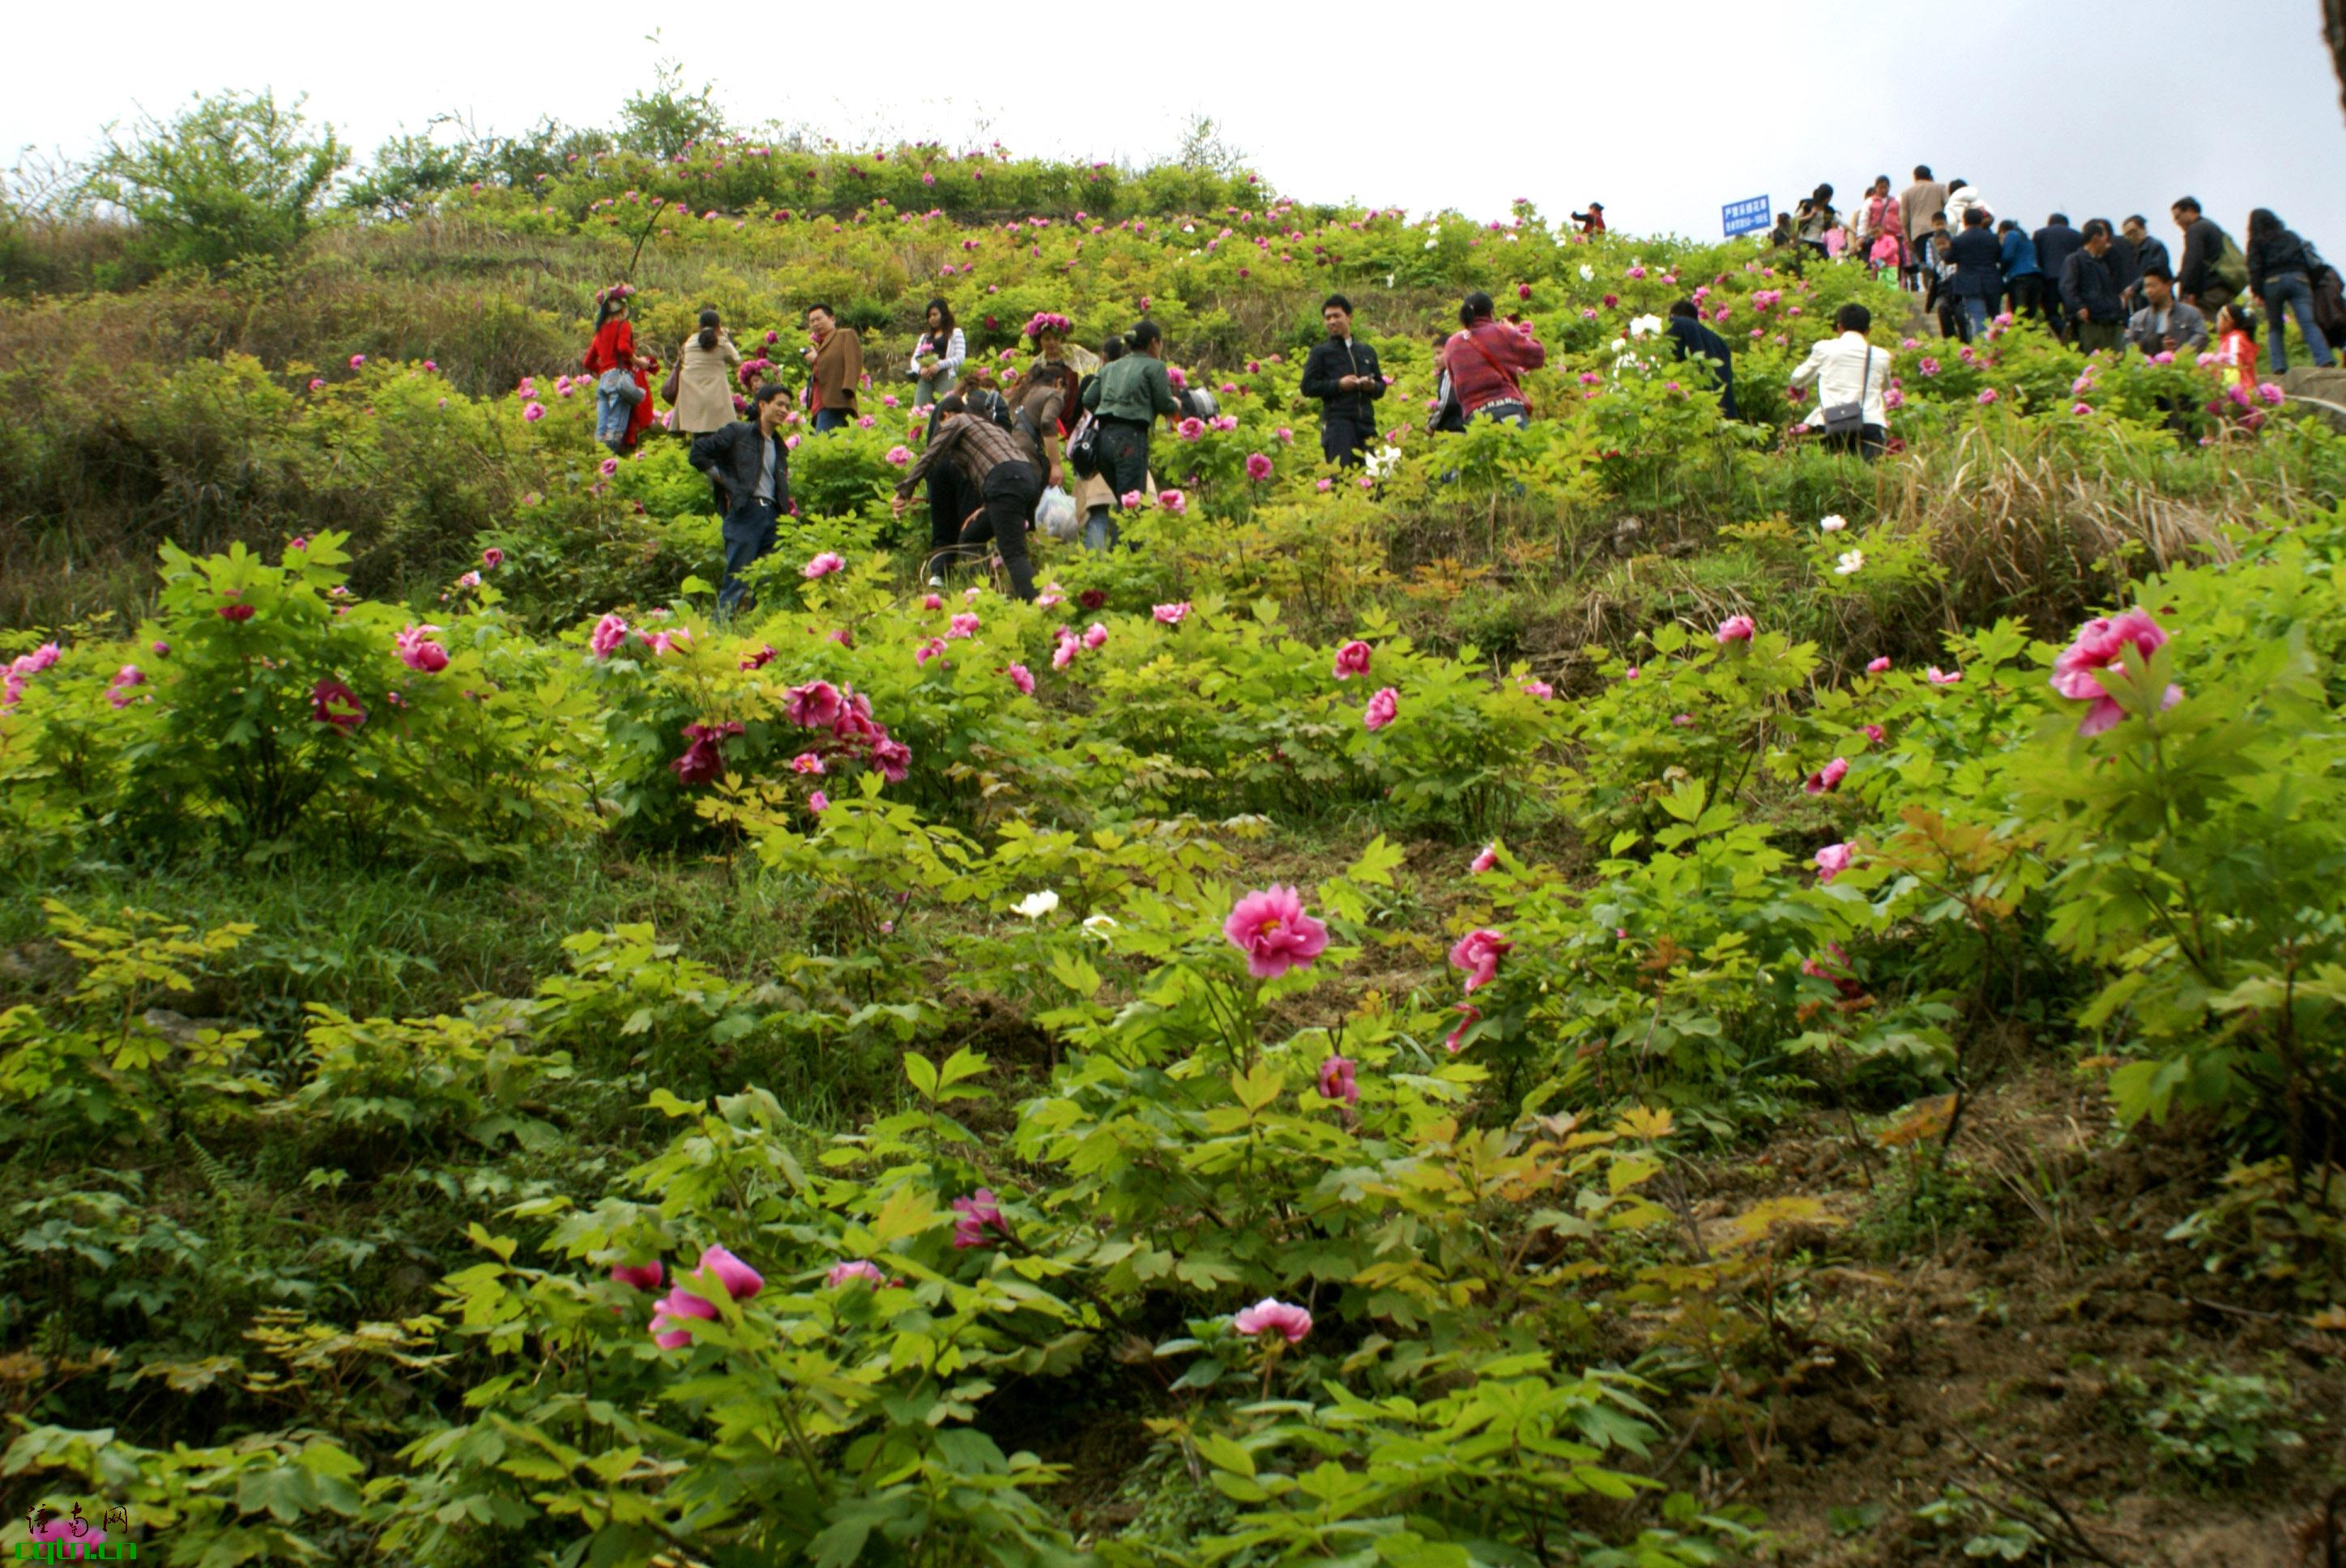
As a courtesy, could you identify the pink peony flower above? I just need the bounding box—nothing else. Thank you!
[1865,656,1891,674]
[1363,686,1398,731]
[649,1286,718,1349]
[1519,678,1555,700]
[1926,666,1962,685]
[1316,1055,1359,1107]
[808,789,830,812]
[948,611,981,639]
[1245,452,1274,482]
[349,353,366,369]
[27,1517,105,1552]
[1120,491,1143,509]
[2072,402,2095,416]
[1716,615,1755,644]
[915,637,947,667]
[220,602,256,622]
[671,720,744,786]
[309,677,366,735]
[591,613,629,659]
[784,680,844,728]
[1081,623,1108,650]
[697,1244,764,1300]
[1177,416,1206,441]
[1803,756,1849,795]
[1052,636,1079,671]
[952,1188,1009,1249]
[1005,663,1035,695]
[611,1261,664,1291]
[1233,1297,1313,1344]
[804,552,846,579]
[826,1259,887,1289]
[1333,639,1372,679]
[1814,842,1853,883]
[1156,488,1187,513]
[1153,602,1191,624]
[395,624,450,673]
[1444,1002,1482,1054]
[790,752,826,775]
[1222,884,1331,978]
[1977,388,2000,406]
[2050,607,2182,735]
[1470,842,1498,874]
[523,401,546,421]
[1449,928,1511,992]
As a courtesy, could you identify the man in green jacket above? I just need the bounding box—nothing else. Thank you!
[1078,318,1179,512]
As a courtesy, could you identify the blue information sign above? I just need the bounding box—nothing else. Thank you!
[1721,195,1772,237]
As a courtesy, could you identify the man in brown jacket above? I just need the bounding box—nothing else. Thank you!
[1899,165,1949,291]
[803,303,861,432]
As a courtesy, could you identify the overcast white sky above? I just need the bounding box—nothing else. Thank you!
[12,0,2346,255]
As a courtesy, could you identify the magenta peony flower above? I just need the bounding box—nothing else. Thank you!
[1449,928,1511,992]
[1157,488,1187,514]
[1363,686,1398,731]
[395,625,450,673]
[1803,756,1849,794]
[948,611,981,639]
[1470,842,1498,874]
[309,677,367,735]
[1245,452,1274,482]
[649,1286,718,1349]
[308,377,326,391]
[1316,1055,1359,1107]
[349,353,366,369]
[220,602,256,622]
[611,1261,664,1291]
[1232,1297,1313,1344]
[1716,615,1755,645]
[1919,358,1941,377]
[2050,607,2182,735]
[2072,402,2094,416]
[1176,416,1205,441]
[915,637,946,667]
[27,1516,104,1551]
[1977,388,2000,406]
[826,1259,887,1289]
[591,613,629,659]
[1814,842,1853,883]
[1445,1002,1482,1054]
[1006,663,1035,695]
[1153,602,1190,624]
[784,680,844,728]
[1333,639,1372,680]
[886,445,912,465]
[1862,723,1887,744]
[698,1244,764,1300]
[1519,678,1555,699]
[670,719,744,786]
[523,401,545,421]
[804,552,846,580]
[482,547,505,569]
[951,1188,1009,1249]
[1222,884,1331,978]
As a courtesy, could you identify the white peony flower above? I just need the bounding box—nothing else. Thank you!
[1834,549,1866,577]
[1819,514,1848,533]
[1627,315,1664,339]
[1579,263,1596,281]
[1364,445,1404,480]
[1012,889,1060,918]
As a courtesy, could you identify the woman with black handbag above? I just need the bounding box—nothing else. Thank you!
[1788,304,1893,460]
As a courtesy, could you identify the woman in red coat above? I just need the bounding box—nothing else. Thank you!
[625,351,660,449]
[582,283,636,375]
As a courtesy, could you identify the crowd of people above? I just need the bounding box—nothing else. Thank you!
[574,173,2343,614]
[1778,173,2341,377]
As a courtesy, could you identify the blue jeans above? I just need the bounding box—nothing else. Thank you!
[718,498,778,617]
[1962,294,1993,339]
[1082,507,1120,552]
[2262,271,2335,373]
[813,408,851,433]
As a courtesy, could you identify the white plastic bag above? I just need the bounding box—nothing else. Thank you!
[1035,485,1080,541]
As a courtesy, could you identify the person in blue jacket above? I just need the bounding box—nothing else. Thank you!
[1997,220,2042,322]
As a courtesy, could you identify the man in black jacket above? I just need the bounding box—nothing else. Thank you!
[2032,215,2084,340]
[1663,300,1737,420]
[1299,295,1385,466]
[2060,221,2127,352]
[690,383,793,618]
[2122,216,2173,308]
[2171,197,2238,316]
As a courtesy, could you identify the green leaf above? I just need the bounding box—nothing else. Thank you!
[903,1051,939,1100]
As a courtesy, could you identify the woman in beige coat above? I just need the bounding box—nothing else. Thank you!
[672,309,743,438]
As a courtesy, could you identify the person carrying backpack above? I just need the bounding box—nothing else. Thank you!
[2246,208,2337,373]
[2173,197,2246,317]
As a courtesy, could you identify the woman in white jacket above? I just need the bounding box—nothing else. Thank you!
[911,297,966,411]
[1789,303,1896,459]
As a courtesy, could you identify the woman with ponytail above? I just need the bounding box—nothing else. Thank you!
[673,307,744,440]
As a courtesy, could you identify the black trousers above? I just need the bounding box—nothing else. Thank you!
[1320,411,1371,467]
[962,461,1040,601]
[2007,275,2043,318]
[1096,422,1151,506]
[1821,423,1888,462]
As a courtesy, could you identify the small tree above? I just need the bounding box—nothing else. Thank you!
[617,55,727,163]
[1172,113,1248,178]
[84,89,348,270]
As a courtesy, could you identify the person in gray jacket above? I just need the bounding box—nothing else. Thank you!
[689,383,794,617]
[2125,266,2210,358]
